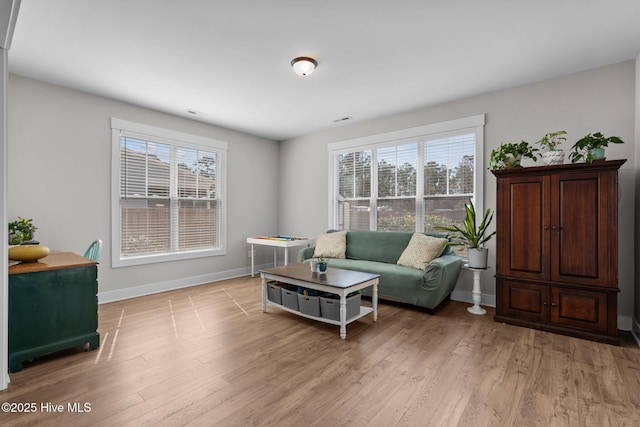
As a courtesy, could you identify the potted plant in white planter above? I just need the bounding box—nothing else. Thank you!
[536,130,567,165]
[436,199,495,268]
[489,141,538,170]
[569,132,624,163]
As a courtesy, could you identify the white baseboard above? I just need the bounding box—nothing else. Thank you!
[618,315,633,332]
[451,289,496,308]
[97,263,270,304]
[632,318,640,346]
[100,268,493,306]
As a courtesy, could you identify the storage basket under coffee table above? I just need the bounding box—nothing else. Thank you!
[260,264,379,340]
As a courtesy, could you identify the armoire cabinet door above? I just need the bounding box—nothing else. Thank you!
[550,287,608,332]
[496,175,549,280]
[550,171,615,287]
[499,279,550,322]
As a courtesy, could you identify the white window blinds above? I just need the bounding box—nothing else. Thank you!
[423,133,475,232]
[337,150,371,230]
[112,119,227,267]
[120,137,171,256]
[329,115,484,234]
[377,143,418,231]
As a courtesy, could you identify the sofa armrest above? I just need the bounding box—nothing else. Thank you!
[422,253,462,293]
[297,246,315,263]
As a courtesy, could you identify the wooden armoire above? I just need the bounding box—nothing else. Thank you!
[492,159,625,344]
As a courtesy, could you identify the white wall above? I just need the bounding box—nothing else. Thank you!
[279,61,637,328]
[1,0,21,392]
[8,75,280,301]
[1,47,9,390]
[635,53,640,339]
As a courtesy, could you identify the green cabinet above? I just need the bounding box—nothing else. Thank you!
[8,252,100,372]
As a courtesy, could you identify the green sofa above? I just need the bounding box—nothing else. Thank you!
[297,230,462,311]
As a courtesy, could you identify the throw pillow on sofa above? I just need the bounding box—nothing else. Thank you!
[397,233,448,270]
[312,231,347,259]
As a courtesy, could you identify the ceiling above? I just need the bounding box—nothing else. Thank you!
[8,1,640,141]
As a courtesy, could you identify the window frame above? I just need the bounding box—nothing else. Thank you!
[111,118,228,268]
[327,115,485,231]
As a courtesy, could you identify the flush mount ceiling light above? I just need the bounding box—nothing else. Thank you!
[291,57,317,76]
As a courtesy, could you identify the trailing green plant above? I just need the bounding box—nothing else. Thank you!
[8,216,37,245]
[569,132,624,163]
[536,130,567,151]
[489,141,538,170]
[435,199,495,248]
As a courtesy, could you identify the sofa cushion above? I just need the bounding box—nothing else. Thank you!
[312,231,347,258]
[346,230,414,264]
[397,233,448,270]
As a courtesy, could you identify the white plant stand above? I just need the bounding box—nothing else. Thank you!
[464,264,489,315]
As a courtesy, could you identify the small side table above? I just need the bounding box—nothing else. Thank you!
[246,236,314,277]
[463,264,489,315]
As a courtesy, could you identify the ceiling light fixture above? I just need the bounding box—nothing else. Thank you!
[291,57,317,76]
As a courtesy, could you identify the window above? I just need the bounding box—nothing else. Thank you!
[329,115,484,235]
[111,118,227,267]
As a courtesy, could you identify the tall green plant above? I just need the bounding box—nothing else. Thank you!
[435,199,495,248]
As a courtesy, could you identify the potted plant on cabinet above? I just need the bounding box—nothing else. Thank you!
[8,217,50,262]
[536,130,567,165]
[569,132,624,163]
[435,199,495,268]
[489,141,538,170]
[8,216,37,245]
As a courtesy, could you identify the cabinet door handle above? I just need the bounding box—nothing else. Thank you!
[543,302,549,306]
[551,302,557,307]
[544,226,550,230]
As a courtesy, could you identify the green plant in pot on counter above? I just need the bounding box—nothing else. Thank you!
[435,198,495,268]
[569,132,624,163]
[489,141,538,170]
[8,217,37,245]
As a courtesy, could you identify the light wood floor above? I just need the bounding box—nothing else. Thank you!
[2,275,640,426]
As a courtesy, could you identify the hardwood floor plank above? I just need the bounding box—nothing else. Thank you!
[1,275,639,427]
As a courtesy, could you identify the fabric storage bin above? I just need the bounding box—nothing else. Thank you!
[296,287,321,296]
[297,294,321,317]
[280,287,299,311]
[267,281,282,304]
[320,293,361,321]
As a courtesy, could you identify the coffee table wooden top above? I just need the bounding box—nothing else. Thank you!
[261,263,379,289]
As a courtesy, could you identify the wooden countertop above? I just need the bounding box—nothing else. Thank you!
[9,252,97,274]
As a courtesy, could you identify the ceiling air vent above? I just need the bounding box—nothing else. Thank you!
[333,117,352,123]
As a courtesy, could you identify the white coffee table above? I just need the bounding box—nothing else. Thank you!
[260,264,379,339]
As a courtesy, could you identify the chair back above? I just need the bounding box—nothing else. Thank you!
[84,239,103,261]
